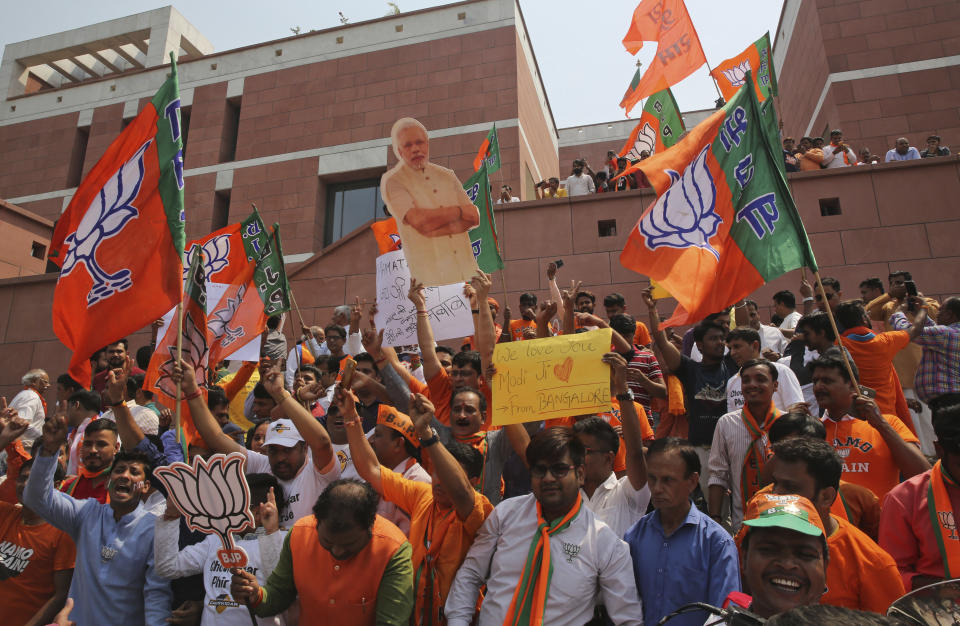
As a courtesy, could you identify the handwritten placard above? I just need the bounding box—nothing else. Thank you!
[374,250,474,347]
[491,328,613,426]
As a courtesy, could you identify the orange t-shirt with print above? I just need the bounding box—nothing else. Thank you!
[546,399,654,472]
[380,467,493,625]
[508,319,537,341]
[821,413,919,500]
[0,503,76,624]
[821,515,905,613]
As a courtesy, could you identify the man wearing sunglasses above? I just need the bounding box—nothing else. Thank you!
[445,428,643,625]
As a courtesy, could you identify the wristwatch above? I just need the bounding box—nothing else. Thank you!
[419,428,440,448]
[615,390,635,402]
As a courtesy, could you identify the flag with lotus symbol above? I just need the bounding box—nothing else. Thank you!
[206,210,286,365]
[710,32,778,104]
[50,53,185,385]
[145,247,208,450]
[620,73,817,327]
[619,87,685,164]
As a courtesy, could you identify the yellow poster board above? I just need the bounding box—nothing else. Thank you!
[491,328,613,426]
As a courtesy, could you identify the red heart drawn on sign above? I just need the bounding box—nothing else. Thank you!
[553,357,573,382]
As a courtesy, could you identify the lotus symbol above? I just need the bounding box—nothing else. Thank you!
[60,140,151,307]
[208,283,247,349]
[154,453,255,564]
[721,60,751,88]
[639,144,722,260]
[155,307,209,400]
[184,234,231,280]
[626,123,657,163]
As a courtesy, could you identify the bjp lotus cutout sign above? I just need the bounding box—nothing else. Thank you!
[381,118,481,287]
[154,452,255,568]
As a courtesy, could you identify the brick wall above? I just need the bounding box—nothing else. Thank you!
[3,157,957,399]
[0,112,79,202]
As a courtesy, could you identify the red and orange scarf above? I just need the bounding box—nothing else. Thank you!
[928,461,960,578]
[740,403,780,513]
[455,432,488,493]
[503,494,582,626]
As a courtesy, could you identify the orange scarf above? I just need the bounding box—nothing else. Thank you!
[928,461,960,578]
[829,488,850,522]
[503,494,582,626]
[832,141,854,165]
[455,433,488,493]
[740,403,779,513]
[414,508,456,626]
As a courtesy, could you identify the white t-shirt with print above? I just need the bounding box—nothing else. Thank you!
[246,448,340,525]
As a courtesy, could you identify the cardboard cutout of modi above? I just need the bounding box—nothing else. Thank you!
[381,118,480,287]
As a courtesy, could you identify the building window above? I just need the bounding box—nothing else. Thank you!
[212,190,231,231]
[598,219,617,237]
[819,197,841,216]
[219,97,241,163]
[31,241,46,259]
[324,179,384,246]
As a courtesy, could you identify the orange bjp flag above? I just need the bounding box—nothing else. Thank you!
[620,0,707,116]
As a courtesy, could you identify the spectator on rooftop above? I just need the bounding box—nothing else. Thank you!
[611,157,638,192]
[812,137,825,150]
[858,147,879,164]
[564,159,596,196]
[496,184,518,204]
[885,137,921,162]
[782,137,799,172]
[920,134,950,158]
[534,177,565,199]
[794,137,823,171]
[822,129,858,169]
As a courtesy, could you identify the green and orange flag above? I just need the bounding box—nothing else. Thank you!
[619,87,685,163]
[710,32,778,104]
[206,208,283,365]
[473,124,501,174]
[464,165,503,273]
[620,73,817,327]
[145,247,209,452]
[50,53,185,384]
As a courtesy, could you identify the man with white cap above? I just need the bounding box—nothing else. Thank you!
[174,360,339,524]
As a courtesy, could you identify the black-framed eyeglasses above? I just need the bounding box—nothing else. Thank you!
[530,463,576,478]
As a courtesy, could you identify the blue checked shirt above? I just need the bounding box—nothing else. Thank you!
[890,312,960,402]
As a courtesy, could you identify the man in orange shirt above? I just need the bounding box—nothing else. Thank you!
[0,458,75,625]
[813,353,929,500]
[343,389,492,625]
[768,437,904,613]
[603,292,652,346]
[836,300,914,431]
[504,292,538,342]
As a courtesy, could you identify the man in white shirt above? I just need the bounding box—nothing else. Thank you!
[885,137,921,162]
[177,360,340,525]
[739,300,788,357]
[564,159,596,197]
[10,369,49,448]
[64,389,102,475]
[773,290,802,336]
[446,427,643,625]
[571,353,650,538]
[726,328,804,413]
[709,359,783,532]
[496,184,519,204]
[821,129,859,169]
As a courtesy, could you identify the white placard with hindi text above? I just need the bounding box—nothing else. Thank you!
[156,282,262,363]
[374,250,474,347]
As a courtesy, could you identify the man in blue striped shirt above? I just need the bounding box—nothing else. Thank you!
[624,438,740,625]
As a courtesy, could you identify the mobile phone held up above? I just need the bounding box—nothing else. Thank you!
[554,259,564,269]
[904,280,919,312]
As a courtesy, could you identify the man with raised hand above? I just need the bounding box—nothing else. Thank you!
[173,359,339,524]
[445,427,643,625]
[342,388,492,625]
[24,411,172,624]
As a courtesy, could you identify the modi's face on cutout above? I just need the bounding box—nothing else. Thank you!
[397,125,429,169]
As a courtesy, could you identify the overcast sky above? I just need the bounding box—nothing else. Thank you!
[0,0,785,128]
